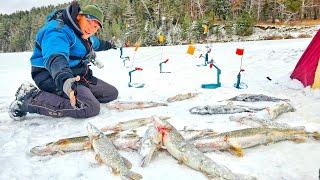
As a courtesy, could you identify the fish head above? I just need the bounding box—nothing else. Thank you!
[87,123,102,142]
[139,125,161,159]
[30,145,55,156]
[152,116,169,127]
[152,116,172,143]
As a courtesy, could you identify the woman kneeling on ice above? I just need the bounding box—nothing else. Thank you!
[9,2,118,120]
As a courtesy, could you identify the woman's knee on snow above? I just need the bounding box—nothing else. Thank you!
[110,87,118,101]
[84,98,100,118]
[100,87,118,103]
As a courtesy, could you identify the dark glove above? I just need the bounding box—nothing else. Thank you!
[108,39,117,50]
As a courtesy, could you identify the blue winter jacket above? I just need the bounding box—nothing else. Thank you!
[30,6,112,95]
[30,20,101,68]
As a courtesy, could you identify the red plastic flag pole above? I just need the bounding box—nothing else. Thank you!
[236,48,244,71]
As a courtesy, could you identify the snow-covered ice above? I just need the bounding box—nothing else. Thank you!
[0,38,320,179]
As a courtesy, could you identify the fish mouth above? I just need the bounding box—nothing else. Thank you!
[30,146,54,156]
[87,123,100,137]
[152,116,167,126]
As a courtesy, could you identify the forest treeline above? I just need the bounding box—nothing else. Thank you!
[0,0,319,52]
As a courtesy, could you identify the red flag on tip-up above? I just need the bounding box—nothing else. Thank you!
[135,67,143,71]
[236,48,244,56]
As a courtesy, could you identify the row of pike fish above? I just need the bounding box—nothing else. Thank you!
[107,93,290,116]
[107,93,296,129]
[30,94,315,179]
[30,116,320,179]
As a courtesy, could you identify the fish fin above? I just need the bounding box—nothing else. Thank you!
[110,166,120,175]
[177,155,188,165]
[226,101,234,106]
[84,141,92,149]
[56,139,71,145]
[160,142,166,149]
[228,144,244,157]
[159,116,170,120]
[115,104,124,112]
[311,131,320,140]
[122,171,143,180]
[292,137,306,143]
[112,125,122,132]
[177,159,184,165]
[265,137,274,145]
[140,147,159,167]
[140,156,148,167]
[57,150,65,155]
[207,175,218,180]
[140,150,154,167]
[122,157,132,169]
[95,154,104,165]
[131,129,138,134]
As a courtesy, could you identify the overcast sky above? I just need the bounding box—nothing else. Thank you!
[0,0,72,14]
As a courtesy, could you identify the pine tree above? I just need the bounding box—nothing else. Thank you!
[0,21,5,52]
[214,0,232,20]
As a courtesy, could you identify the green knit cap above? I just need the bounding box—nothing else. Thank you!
[80,4,104,28]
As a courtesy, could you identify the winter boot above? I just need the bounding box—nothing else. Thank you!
[9,82,39,120]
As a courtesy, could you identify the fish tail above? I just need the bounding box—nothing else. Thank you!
[311,131,320,140]
[122,171,143,180]
[229,145,244,157]
[140,156,149,167]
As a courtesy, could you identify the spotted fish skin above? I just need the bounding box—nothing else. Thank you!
[263,101,295,120]
[87,123,142,180]
[226,94,289,102]
[166,92,200,103]
[192,127,307,155]
[152,116,256,180]
[30,128,216,157]
[229,114,291,128]
[101,116,170,132]
[229,101,295,128]
[106,101,168,111]
[189,104,265,115]
[139,125,162,167]
[30,136,92,156]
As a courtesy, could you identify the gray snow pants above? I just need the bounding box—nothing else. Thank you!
[27,78,118,119]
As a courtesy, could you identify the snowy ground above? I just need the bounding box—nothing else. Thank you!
[0,38,320,179]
